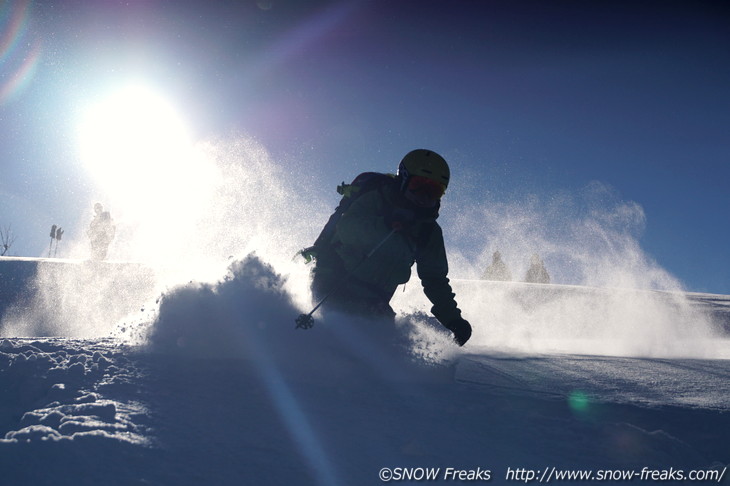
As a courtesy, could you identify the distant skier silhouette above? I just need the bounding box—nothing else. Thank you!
[524,253,550,284]
[482,250,512,281]
[88,203,116,261]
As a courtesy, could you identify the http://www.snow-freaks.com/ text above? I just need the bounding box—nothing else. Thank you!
[377,465,727,482]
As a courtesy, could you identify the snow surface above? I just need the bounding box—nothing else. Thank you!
[1,255,729,485]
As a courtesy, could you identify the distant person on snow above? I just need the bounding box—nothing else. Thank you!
[524,253,550,284]
[482,250,512,281]
[88,203,116,261]
[305,149,472,346]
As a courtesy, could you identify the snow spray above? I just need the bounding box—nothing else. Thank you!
[391,180,725,358]
[1,136,322,337]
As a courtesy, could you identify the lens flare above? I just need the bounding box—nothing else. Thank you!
[568,390,591,414]
[0,0,40,104]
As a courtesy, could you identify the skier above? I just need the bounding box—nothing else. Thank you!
[482,250,512,281]
[524,253,550,284]
[87,203,116,261]
[308,149,472,346]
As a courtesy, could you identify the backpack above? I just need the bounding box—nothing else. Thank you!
[300,172,396,262]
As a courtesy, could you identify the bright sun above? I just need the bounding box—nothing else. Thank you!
[78,84,193,201]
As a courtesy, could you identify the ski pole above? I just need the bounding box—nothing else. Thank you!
[54,228,63,257]
[295,228,396,329]
[48,225,57,258]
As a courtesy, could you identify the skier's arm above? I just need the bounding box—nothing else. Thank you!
[417,227,472,345]
[416,224,461,325]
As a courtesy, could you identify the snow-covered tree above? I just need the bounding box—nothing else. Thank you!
[524,253,550,284]
[482,250,512,281]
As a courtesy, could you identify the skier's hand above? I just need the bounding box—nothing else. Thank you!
[445,317,472,346]
[385,208,415,231]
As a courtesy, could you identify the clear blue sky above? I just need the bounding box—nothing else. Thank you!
[1,0,728,294]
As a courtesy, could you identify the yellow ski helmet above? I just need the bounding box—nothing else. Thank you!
[397,149,450,190]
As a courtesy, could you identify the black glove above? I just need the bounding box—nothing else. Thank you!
[385,208,415,231]
[444,317,472,346]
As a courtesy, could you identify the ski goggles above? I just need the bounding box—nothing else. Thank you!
[407,175,446,200]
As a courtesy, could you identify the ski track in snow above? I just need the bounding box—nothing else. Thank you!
[0,256,729,485]
[457,351,730,409]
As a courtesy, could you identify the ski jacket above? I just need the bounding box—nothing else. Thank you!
[314,177,462,325]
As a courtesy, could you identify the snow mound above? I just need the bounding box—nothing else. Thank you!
[141,254,460,377]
